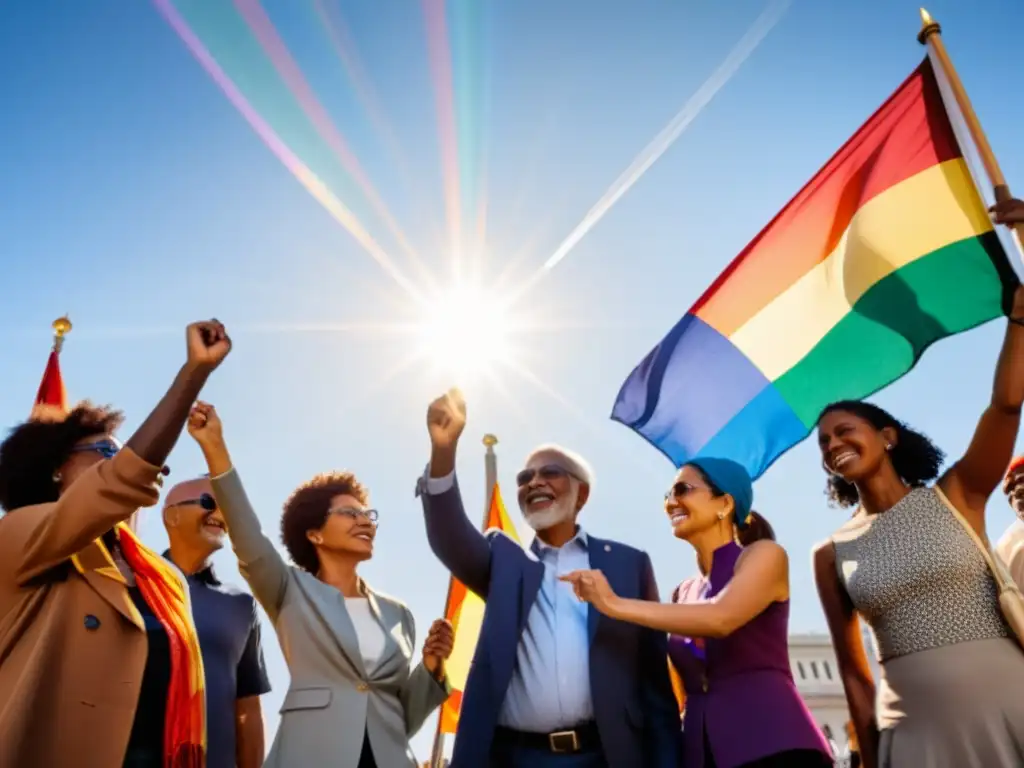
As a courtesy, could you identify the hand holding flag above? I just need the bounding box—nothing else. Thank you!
[990,198,1024,227]
[422,619,455,681]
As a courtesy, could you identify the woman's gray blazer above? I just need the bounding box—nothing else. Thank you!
[210,468,449,768]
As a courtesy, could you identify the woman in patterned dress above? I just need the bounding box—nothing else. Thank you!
[814,232,1024,768]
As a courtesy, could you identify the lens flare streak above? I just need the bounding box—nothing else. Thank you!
[153,0,422,303]
[537,0,791,277]
[233,0,423,272]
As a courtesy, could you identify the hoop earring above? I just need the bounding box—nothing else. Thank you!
[52,471,62,484]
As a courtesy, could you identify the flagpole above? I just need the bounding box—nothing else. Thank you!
[428,433,500,768]
[918,8,1022,245]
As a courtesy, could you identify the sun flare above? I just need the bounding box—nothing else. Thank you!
[416,281,516,383]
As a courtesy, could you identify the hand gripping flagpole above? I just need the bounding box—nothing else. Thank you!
[428,433,500,768]
[918,9,1023,250]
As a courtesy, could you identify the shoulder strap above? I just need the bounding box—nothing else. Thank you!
[933,486,1018,593]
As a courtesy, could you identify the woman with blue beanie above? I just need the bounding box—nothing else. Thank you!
[563,458,831,768]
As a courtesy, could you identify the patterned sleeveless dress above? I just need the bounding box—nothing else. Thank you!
[831,486,1024,767]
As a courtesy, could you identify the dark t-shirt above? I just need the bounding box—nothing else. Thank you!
[125,557,271,768]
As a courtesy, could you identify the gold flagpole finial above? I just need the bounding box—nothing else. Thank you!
[52,315,72,353]
[483,433,498,449]
[918,8,941,44]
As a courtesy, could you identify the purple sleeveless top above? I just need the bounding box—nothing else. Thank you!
[668,541,830,768]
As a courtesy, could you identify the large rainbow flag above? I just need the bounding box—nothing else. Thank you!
[437,482,520,735]
[612,58,1018,479]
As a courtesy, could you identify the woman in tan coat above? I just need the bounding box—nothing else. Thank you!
[0,320,230,768]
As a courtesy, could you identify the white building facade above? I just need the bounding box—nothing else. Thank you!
[788,628,880,760]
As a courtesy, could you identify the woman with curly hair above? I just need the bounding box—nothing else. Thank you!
[814,263,1024,766]
[186,401,453,768]
[0,320,231,768]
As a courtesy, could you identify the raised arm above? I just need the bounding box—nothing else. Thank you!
[563,540,788,639]
[0,320,230,584]
[189,402,290,619]
[813,542,878,768]
[636,554,685,768]
[942,281,1024,526]
[419,390,492,597]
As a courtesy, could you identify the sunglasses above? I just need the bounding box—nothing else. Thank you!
[166,493,218,512]
[328,507,379,524]
[515,464,578,487]
[70,438,121,460]
[665,481,709,500]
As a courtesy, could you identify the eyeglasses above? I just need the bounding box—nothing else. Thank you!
[166,493,217,512]
[515,465,578,487]
[328,506,379,524]
[70,438,121,460]
[665,481,709,500]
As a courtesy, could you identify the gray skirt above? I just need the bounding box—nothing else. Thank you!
[878,637,1024,767]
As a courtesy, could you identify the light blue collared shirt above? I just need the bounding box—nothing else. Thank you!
[424,471,594,732]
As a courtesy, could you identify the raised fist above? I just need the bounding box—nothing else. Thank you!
[186,320,231,372]
[187,401,223,447]
[426,389,466,451]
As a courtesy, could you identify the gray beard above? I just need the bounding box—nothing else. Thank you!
[522,495,576,532]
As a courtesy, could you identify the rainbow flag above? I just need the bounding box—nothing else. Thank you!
[437,482,520,735]
[612,58,1017,479]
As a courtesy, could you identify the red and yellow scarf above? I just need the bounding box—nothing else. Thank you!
[116,523,207,768]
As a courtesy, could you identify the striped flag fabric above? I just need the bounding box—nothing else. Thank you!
[612,57,1017,479]
[437,482,520,735]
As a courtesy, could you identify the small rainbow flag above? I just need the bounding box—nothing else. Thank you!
[437,482,520,735]
[613,57,1018,479]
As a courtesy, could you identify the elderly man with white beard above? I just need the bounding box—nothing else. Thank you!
[416,389,682,768]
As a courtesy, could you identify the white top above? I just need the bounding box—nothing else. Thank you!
[345,597,387,668]
[996,519,1024,589]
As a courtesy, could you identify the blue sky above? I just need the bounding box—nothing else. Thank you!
[1,0,1022,758]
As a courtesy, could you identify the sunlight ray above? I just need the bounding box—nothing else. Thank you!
[233,0,427,278]
[514,0,791,298]
[311,0,420,195]
[153,0,424,304]
[422,0,463,274]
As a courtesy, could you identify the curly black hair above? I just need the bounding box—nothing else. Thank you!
[0,403,124,513]
[818,400,945,508]
[280,471,369,573]
[688,464,776,546]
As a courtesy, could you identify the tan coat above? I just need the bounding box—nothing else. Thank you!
[0,449,162,768]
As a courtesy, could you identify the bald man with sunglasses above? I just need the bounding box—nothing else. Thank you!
[153,478,271,768]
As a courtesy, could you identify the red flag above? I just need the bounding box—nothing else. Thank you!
[35,350,66,411]
[31,319,70,419]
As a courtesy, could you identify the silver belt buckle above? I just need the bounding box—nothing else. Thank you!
[548,730,579,753]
